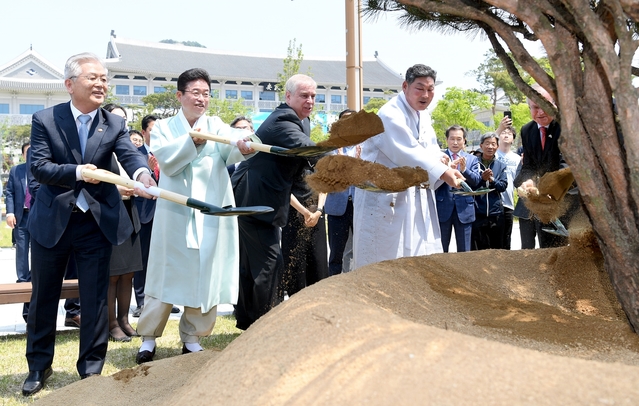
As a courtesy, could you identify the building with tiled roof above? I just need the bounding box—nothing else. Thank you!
[104,32,403,114]
[0,32,403,131]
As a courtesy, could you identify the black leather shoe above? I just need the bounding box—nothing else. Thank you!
[81,373,100,379]
[182,344,203,354]
[64,315,81,328]
[171,306,180,314]
[132,306,143,318]
[22,367,53,396]
[136,348,156,364]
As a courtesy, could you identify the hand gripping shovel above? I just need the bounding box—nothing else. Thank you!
[189,131,337,157]
[81,168,273,216]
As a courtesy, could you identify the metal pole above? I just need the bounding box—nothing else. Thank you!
[345,0,363,111]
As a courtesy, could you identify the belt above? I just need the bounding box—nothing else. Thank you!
[23,208,30,213]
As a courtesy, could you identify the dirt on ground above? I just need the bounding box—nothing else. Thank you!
[36,229,639,405]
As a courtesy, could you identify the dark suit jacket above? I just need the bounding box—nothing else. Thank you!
[435,150,482,224]
[514,120,563,187]
[28,102,149,248]
[232,103,314,227]
[5,163,28,226]
[134,145,156,225]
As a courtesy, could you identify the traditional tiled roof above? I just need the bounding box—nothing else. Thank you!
[105,36,403,89]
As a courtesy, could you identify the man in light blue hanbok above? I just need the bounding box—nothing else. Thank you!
[136,68,254,363]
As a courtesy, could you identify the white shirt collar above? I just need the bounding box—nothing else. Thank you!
[69,102,98,123]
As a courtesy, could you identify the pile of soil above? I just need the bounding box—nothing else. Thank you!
[38,231,639,405]
[317,110,384,148]
[306,154,429,193]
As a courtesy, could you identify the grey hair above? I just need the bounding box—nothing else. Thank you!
[480,132,500,145]
[405,64,437,85]
[64,52,107,80]
[285,74,316,95]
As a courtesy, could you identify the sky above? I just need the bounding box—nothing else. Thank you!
[0,0,498,106]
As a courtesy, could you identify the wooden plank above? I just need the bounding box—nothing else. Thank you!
[0,279,79,305]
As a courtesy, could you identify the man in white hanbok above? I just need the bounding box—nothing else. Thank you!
[136,68,254,363]
[353,64,464,269]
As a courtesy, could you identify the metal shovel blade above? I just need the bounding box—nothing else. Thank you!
[542,218,569,237]
[186,198,273,216]
[276,145,339,158]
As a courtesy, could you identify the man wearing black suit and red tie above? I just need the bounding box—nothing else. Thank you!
[22,52,156,396]
[514,85,577,248]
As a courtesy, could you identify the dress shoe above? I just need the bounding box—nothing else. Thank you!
[132,306,143,318]
[182,344,203,354]
[22,367,53,396]
[171,306,180,314]
[64,315,81,328]
[81,373,100,379]
[136,348,156,364]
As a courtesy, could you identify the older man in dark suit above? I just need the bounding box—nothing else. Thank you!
[22,52,156,396]
[231,74,316,330]
[514,85,577,248]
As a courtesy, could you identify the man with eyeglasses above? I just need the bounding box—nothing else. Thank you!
[22,52,156,396]
[135,68,255,364]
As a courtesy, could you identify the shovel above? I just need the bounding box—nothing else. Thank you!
[189,131,337,157]
[541,218,569,237]
[81,168,273,217]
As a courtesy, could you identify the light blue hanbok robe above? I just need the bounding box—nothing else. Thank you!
[145,109,249,312]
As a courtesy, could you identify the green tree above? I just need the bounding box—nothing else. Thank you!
[363,97,388,114]
[208,98,251,124]
[277,39,311,99]
[141,85,181,119]
[365,0,639,333]
[431,87,491,145]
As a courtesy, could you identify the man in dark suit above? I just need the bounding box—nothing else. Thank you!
[514,85,577,248]
[231,74,316,330]
[5,142,32,284]
[22,52,156,396]
[435,125,482,252]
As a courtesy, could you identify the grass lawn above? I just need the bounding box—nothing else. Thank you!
[0,316,241,405]
[1,224,12,248]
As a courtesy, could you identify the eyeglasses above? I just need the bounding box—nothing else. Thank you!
[71,74,108,85]
[183,89,210,98]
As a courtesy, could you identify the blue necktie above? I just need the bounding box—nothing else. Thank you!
[76,114,91,211]
[78,114,91,158]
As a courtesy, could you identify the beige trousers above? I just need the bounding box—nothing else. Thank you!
[136,295,217,343]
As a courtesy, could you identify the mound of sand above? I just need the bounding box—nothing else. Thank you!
[37,231,639,405]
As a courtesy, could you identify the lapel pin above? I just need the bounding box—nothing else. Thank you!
[98,129,103,132]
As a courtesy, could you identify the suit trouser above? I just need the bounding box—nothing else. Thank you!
[327,199,354,276]
[15,210,31,283]
[137,295,217,343]
[518,217,538,249]
[235,218,282,330]
[439,206,472,253]
[502,207,514,250]
[27,211,112,376]
[134,219,153,307]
